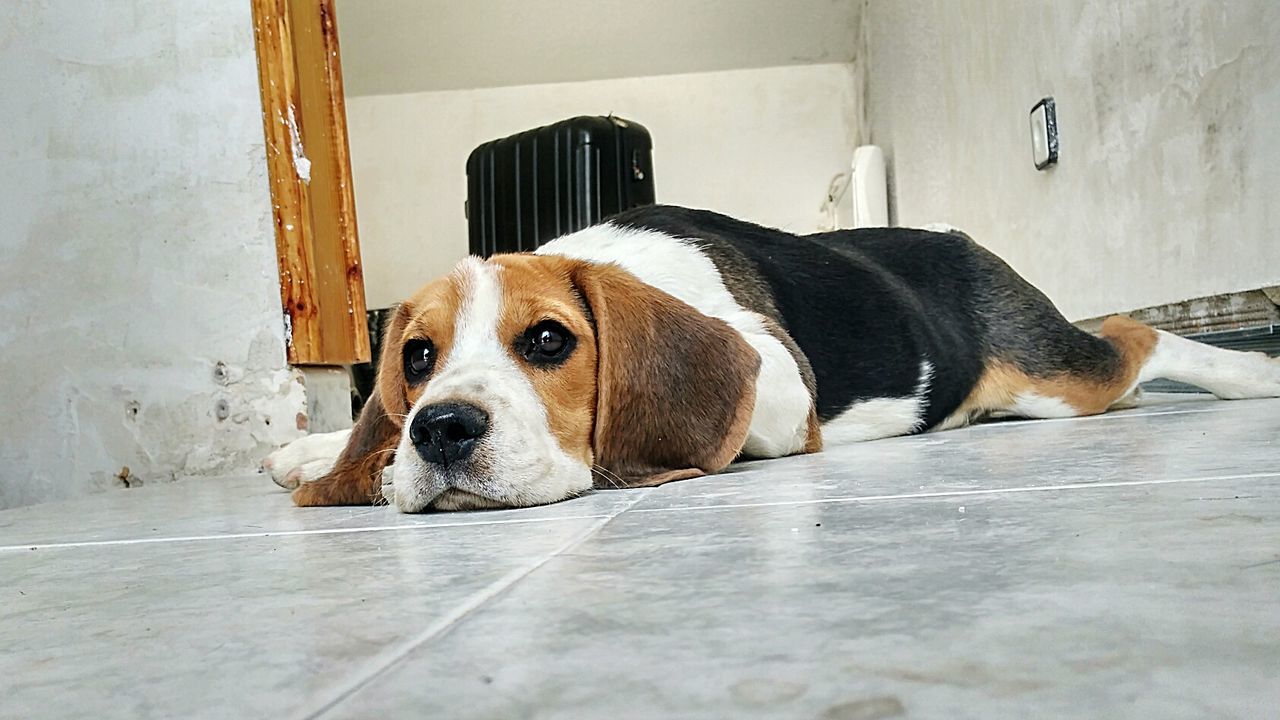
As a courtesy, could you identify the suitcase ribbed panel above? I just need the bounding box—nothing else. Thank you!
[466,116,654,257]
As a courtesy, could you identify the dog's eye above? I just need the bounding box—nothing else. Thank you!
[534,326,565,355]
[519,321,574,366]
[403,339,435,383]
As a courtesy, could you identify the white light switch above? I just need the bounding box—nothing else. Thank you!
[1030,97,1058,170]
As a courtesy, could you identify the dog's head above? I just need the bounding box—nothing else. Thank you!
[370,253,760,512]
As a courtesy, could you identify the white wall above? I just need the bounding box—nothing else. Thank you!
[348,63,861,308]
[337,0,861,94]
[0,4,304,508]
[865,0,1280,321]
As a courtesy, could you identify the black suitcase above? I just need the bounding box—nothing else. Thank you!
[466,115,656,256]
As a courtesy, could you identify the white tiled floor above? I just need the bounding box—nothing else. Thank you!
[2,395,1278,719]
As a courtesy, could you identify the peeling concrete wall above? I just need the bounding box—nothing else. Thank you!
[0,4,305,508]
[347,64,862,309]
[864,1,1280,320]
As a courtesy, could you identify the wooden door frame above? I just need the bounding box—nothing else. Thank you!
[250,0,370,365]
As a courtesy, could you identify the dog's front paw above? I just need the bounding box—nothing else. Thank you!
[379,465,397,506]
[262,430,351,489]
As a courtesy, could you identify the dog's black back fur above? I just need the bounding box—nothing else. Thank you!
[610,205,1121,430]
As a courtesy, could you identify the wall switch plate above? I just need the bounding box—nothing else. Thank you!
[1030,96,1058,170]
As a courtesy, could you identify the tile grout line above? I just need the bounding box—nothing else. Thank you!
[6,470,1276,552]
[0,511,617,553]
[297,489,652,720]
[628,471,1280,514]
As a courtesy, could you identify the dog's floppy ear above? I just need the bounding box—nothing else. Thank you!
[369,301,413,423]
[293,304,412,506]
[572,262,759,488]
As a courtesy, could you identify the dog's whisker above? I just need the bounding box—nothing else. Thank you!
[591,464,625,490]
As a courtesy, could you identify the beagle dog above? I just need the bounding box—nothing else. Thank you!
[265,205,1280,512]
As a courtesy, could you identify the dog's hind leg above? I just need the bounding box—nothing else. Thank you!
[944,315,1280,427]
[932,237,1278,427]
[939,316,1152,427]
[1113,316,1280,400]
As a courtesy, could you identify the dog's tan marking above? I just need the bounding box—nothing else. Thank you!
[1020,315,1157,414]
[942,360,1031,427]
[396,273,467,412]
[802,407,824,453]
[943,315,1159,427]
[1097,315,1160,388]
[490,254,599,467]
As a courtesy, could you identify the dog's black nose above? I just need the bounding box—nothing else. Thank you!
[410,402,490,468]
